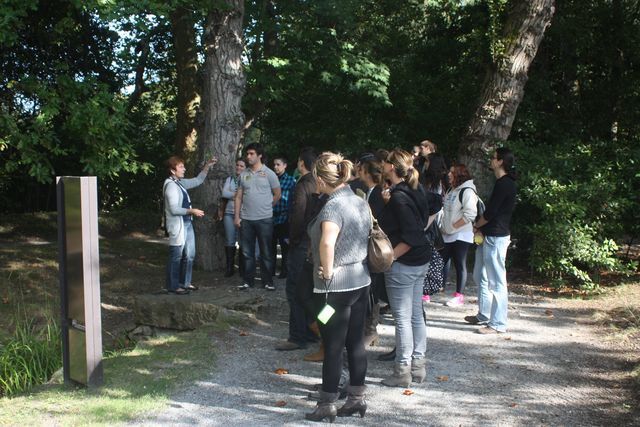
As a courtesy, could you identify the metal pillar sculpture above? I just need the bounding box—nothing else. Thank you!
[57,176,103,387]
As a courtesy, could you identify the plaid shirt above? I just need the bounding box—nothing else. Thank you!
[273,172,296,225]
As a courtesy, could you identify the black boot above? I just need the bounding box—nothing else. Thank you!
[305,391,338,423]
[224,246,235,277]
[337,385,367,418]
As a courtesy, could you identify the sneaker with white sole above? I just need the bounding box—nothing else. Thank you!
[445,294,464,307]
[264,283,276,291]
[237,283,251,290]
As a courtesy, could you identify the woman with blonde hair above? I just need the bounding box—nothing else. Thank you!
[379,149,431,387]
[305,152,372,422]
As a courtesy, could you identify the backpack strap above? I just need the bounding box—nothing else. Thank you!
[458,187,477,203]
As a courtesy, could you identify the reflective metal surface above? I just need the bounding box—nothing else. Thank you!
[57,176,103,387]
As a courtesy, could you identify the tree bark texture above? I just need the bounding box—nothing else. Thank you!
[171,6,201,171]
[193,1,246,272]
[459,0,555,197]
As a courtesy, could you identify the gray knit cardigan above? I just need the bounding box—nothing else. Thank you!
[308,186,372,293]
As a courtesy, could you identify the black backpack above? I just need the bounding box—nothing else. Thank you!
[458,187,485,223]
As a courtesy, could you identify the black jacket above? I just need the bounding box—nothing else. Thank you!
[289,173,318,247]
[379,182,431,265]
[480,175,517,237]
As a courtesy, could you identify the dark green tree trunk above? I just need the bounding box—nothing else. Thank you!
[459,0,555,197]
[193,0,246,271]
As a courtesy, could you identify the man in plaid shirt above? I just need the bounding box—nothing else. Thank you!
[272,156,296,278]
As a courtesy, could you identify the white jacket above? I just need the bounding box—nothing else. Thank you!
[163,170,207,246]
[440,180,477,237]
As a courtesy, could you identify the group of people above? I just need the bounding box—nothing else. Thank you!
[162,140,517,422]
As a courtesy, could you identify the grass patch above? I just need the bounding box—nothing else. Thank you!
[0,318,61,397]
[0,323,224,425]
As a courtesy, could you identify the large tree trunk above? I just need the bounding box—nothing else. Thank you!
[459,0,555,197]
[193,1,246,271]
[171,6,201,171]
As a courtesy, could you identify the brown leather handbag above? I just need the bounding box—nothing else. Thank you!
[367,208,394,273]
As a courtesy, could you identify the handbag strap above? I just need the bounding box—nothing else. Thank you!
[366,202,377,233]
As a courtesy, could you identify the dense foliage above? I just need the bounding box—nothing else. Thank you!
[1,0,638,285]
[508,0,640,287]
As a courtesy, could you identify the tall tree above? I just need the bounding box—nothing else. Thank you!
[192,0,246,271]
[459,0,556,196]
[170,6,200,166]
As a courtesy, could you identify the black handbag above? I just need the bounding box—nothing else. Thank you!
[425,221,444,251]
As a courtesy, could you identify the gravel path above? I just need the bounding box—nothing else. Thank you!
[131,278,637,426]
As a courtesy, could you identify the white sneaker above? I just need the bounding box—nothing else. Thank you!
[237,283,250,290]
[445,295,464,307]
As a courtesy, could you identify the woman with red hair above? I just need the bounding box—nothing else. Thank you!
[440,163,478,307]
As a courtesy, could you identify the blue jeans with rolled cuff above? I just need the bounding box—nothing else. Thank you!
[384,261,430,365]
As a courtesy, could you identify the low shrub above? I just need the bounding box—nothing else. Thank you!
[0,318,62,397]
[511,138,640,290]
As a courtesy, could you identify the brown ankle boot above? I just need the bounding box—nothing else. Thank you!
[305,391,338,422]
[337,385,367,418]
[304,343,325,362]
[309,321,320,338]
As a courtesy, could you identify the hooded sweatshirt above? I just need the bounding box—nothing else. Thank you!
[440,179,477,243]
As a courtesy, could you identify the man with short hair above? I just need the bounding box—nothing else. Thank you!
[234,143,281,290]
[275,147,320,351]
[418,139,437,175]
[272,156,296,279]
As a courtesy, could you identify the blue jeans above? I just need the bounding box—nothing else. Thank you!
[285,244,315,345]
[385,261,429,365]
[240,218,274,287]
[473,235,511,332]
[223,213,238,247]
[166,221,196,291]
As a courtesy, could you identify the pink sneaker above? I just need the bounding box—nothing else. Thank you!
[445,293,464,307]
[422,294,431,302]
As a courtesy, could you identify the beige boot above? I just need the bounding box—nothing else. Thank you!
[304,343,325,362]
[411,358,427,383]
[381,363,411,388]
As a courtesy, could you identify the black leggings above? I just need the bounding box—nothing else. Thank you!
[440,240,473,294]
[315,286,369,393]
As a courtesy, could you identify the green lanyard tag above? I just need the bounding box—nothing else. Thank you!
[317,304,335,324]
